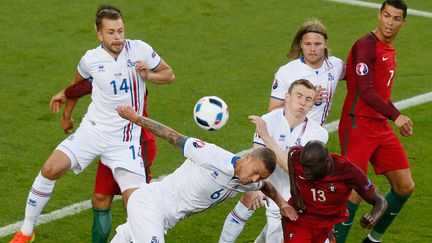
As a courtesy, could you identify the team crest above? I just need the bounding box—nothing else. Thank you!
[295,138,302,146]
[328,72,334,81]
[355,63,368,76]
[193,140,206,148]
[272,79,279,89]
[329,184,336,192]
[127,59,134,67]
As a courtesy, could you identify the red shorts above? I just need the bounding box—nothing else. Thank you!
[282,217,332,243]
[94,139,157,195]
[338,116,409,174]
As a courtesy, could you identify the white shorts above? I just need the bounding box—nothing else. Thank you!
[126,184,166,243]
[56,117,146,178]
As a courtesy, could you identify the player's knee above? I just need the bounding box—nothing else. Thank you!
[92,193,114,209]
[394,181,415,196]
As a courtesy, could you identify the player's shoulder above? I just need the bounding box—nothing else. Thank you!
[354,32,378,48]
[278,58,303,72]
[331,154,363,176]
[126,39,153,50]
[327,56,344,66]
[80,45,107,63]
[262,107,284,121]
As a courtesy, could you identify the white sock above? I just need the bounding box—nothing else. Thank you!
[218,201,254,243]
[21,171,56,235]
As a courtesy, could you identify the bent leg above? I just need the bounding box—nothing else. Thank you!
[21,150,71,235]
[369,169,414,241]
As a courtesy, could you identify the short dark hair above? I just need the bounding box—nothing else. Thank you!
[381,0,408,19]
[300,140,329,167]
[287,79,316,94]
[253,147,276,174]
[95,4,123,31]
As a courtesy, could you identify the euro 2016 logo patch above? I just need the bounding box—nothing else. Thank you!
[272,79,279,89]
[193,140,206,148]
[355,63,369,76]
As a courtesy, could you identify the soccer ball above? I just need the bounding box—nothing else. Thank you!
[193,96,229,131]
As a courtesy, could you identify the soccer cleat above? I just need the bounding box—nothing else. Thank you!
[9,231,35,243]
[362,235,381,243]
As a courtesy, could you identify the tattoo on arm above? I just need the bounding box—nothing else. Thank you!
[135,116,186,149]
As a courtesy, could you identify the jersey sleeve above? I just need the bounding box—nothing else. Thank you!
[351,39,400,120]
[77,52,91,80]
[335,57,346,80]
[136,40,161,70]
[270,67,290,101]
[65,79,92,99]
[182,137,216,165]
[345,162,376,198]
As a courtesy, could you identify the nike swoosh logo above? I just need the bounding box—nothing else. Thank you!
[341,222,353,226]
[390,212,398,216]
[382,57,389,61]
[298,175,306,180]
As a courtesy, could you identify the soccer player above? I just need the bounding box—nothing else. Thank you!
[279,140,387,243]
[110,105,298,243]
[335,1,413,242]
[50,80,159,243]
[10,5,174,243]
[219,19,345,243]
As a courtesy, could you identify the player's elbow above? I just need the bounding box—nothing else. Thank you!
[166,73,175,83]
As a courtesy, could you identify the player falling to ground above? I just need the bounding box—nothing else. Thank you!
[219,19,345,243]
[50,80,161,243]
[334,1,414,243]
[110,105,297,243]
[279,140,387,243]
[10,4,174,243]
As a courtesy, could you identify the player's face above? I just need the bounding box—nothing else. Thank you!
[285,85,315,119]
[238,156,270,185]
[300,32,327,68]
[97,18,125,58]
[302,159,329,181]
[377,5,406,42]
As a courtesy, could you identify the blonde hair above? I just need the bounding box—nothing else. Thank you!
[288,18,329,59]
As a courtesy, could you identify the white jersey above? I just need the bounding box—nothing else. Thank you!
[270,56,345,125]
[153,137,262,228]
[253,108,329,200]
[77,39,161,140]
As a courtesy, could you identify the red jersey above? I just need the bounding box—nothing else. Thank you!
[341,32,400,121]
[288,147,376,228]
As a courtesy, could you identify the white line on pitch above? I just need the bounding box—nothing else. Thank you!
[1,91,431,238]
[325,0,432,18]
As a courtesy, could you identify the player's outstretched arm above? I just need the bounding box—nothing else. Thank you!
[287,148,306,214]
[249,115,289,171]
[117,105,186,149]
[359,189,388,229]
[260,179,298,221]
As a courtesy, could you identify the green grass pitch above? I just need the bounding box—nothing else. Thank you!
[1,0,431,242]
